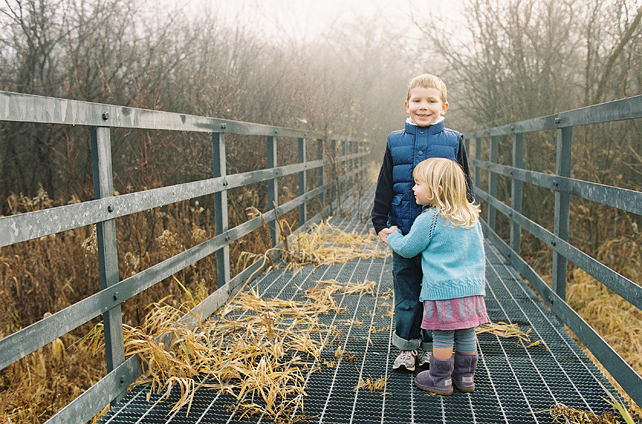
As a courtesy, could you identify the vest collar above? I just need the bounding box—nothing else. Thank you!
[404,119,445,135]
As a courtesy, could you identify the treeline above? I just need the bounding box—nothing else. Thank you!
[416,0,642,255]
[2,0,640,206]
[0,0,416,210]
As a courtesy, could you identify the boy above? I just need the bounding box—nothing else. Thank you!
[371,74,473,371]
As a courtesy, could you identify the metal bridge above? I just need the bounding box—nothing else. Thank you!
[95,193,622,424]
[0,92,641,423]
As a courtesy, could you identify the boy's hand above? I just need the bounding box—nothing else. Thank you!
[378,226,398,244]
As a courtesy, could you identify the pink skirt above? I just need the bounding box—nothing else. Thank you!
[421,295,488,331]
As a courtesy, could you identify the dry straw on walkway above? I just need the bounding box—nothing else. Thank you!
[87,219,388,422]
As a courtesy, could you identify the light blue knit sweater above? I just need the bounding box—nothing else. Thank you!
[387,208,486,301]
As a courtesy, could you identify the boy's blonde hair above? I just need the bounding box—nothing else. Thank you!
[413,157,480,228]
[407,74,448,103]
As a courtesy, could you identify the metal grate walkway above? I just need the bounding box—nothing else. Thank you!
[97,197,622,424]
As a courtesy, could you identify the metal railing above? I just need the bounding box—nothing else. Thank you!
[0,91,370,423]
[465,95,642,407]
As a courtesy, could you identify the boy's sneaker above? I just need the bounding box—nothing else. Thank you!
[393,350,417,371]
[418,350,432,368]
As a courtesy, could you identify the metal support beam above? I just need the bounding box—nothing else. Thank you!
[90,126,125,405]
[298,137,307,227]
[511,133,524,254]
[488,136,498,231]
[212,132,230,291]
[553,126,572,300]
[474,137,481,191]
[267,135,279,246]
[318,139,325,211]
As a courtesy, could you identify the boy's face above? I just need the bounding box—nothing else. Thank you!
[405,87,448,127]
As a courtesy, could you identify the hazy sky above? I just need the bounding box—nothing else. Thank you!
[179,0,466,43]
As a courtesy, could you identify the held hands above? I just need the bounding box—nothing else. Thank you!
[378,226,398,245]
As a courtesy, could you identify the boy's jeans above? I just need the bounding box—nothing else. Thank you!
[391,251,432,351]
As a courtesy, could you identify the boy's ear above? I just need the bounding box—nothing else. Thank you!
[441,102,449,115]
[404,100,410,114]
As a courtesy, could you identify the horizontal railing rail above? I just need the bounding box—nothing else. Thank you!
[465,94,642,407]
[0,91,370,423]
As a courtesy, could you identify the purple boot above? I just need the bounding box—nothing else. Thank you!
[452,352,478,393]
[414,356,454,395]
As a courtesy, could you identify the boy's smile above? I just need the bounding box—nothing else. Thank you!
[405,87,449,127]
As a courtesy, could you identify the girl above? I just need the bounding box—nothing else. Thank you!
[383,157,487,395]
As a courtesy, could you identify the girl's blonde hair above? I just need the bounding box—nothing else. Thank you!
[413,157,480,228]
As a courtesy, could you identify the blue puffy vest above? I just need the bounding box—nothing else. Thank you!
[388,120,461,234]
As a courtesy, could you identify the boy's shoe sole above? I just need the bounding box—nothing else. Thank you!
[393,363,416,372]
[393,350,417,372]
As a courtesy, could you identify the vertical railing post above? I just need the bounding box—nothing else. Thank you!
[267,135,279,246]
[347,140,353,193]
[360,141,366,182]
[474,137,481,192]
[318,138,325,212]
[488,135,498,232]
[352,140,363,184]
[298,137,307,227]
[212,132,230,291]
[511,132,524,254]
[331,139,337,210]
[553,125,572,300]
[341,139,347,198]
[90,126,125,403]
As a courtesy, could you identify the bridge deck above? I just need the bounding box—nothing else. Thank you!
[97,197,620,424]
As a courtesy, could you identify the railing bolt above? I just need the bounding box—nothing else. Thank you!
[120,376,125,384]
[113,291,118,301]
[221,123,226,129]
[107,205,114,213]
[555,117,562,124]
[102,112,109,121]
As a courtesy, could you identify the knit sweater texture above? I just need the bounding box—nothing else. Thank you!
[387,208,486,301]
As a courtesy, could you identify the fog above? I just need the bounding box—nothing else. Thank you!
[2,0,640,202]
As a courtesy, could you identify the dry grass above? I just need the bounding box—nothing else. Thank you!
[83,277,377,422]
[537,382,639,424]
[240,217,389,274]
[542,402,628,423]
[566,268,642,417]
[355,376,388,393]
[0,334,106,423]
[0,190,260,422]
[476,321,547,349]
